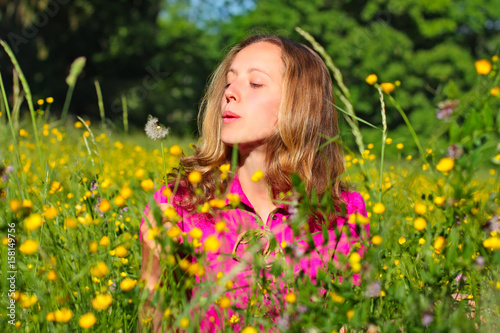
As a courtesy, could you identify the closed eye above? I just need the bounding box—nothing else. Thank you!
[224,83,231,89]
[250,83,263,88]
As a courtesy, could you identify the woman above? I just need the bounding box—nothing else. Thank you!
[139,34,368,332]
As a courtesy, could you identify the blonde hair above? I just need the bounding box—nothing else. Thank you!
[168,35,347,219]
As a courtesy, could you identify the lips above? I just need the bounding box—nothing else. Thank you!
[222,111,240,119]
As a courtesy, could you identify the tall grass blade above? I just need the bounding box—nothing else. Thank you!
[122,94,129,134]
[94,80,106,129]
[0,40,45,177]
[61,57,86,123]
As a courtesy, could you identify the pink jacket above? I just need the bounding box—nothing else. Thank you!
[140,173,368,332]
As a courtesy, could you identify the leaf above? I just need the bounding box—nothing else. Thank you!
[330,101,380,130]
[481,103,494,129]
[449,121,460,143]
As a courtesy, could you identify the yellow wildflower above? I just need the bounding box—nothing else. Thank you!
[90,261,109,278]
[47,270,57,281]
[167,226,181,239]
[46,312,55,322]
[434,236,446,251]
[251,170,264,182]
[20,294,38,308]
[372,203,385,214]
[91,294,113,311]
[346,309,355,320]
[134,168,145,179]
[436,157,454,172]
[65,217,78,229]
[180,317,189,328]
[169,145,182,157]
[121,187,133,199]
[414,203,426,215]
[483,237,500,250]
[285,292,297,303]
[365,74,378,85]
[434,196,445,206]
[188,171,202,185]
[330,291,345,303]
[189,227,203,239]
[54,308,73,323]
[114,195,125,207]
[79,313,97,328]
[371,235,383,246]
[114,245,128,258]
[204,235,220,252]
[475,59,492,75]
[120,278,137,291]
[10,199,22,213]
[215,221,226,232]
[99,236,110,247]
[24,214,43,231]
[380,82,395,94]
[140,179,155,192]
[218,296,231,309]
[20,239,39,254]
[413,217,427,231]
[89,241,98,254]
[43,206,58,219]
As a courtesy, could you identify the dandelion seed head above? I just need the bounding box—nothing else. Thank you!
[145,115,169,140]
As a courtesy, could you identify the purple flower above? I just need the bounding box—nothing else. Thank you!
[484,215,499,233]
[447,144,464,159]
[422,313,433,327]
[436,99,459,121]
[455,273,466,283]
[297,305,308,314]
[475,256,485,267]
[276,314,290,331]
[365,281,381,297]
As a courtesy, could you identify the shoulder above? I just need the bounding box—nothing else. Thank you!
[341,191,367,217]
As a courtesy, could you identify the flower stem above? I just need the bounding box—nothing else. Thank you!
[160,139,168,184]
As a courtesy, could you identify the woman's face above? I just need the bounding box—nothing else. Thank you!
[220,42,284,151]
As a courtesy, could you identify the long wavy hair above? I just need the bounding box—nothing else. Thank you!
[167,34,347,222]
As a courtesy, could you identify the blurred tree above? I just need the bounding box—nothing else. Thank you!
[1,0,498,142]
[0,0,224,136]
[214,0,500,148]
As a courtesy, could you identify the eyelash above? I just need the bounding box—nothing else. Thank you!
[224,83,263,89]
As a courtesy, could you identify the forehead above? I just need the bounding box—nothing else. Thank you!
[228,42,284,76]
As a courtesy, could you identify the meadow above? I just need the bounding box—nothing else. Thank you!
[0,32,499,332]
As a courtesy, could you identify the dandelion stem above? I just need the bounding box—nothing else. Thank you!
[160,139,168,184]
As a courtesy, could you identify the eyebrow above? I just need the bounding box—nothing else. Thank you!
[227,67,271,78]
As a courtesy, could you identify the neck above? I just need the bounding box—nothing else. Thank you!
[237,144,275,201]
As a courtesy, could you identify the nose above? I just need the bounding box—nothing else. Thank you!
[224,82,239,103]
